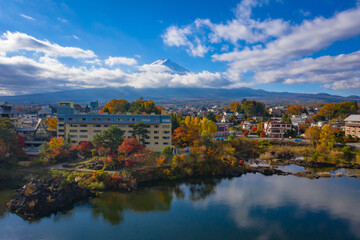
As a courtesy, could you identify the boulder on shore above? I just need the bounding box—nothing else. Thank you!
[7,178,93,219]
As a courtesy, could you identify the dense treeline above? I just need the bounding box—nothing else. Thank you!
[100,98,163,114]
[314,101,358,121]
[229,99,267,118]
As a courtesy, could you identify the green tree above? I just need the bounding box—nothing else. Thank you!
[281,113,291,123]
[93,126,125,152]
[206,111,217,122]
[160,146,173,158]
[132,122,149,144]
[0,119,24,165]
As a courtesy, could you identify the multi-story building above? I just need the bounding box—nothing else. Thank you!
[345,115,360,138]
[0,104,23,127]
[215,123,231,138]
[263,121,292,138]
[57,102,171,152]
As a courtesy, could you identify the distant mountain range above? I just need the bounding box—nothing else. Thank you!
[1,59,359,105]
[1,87,359,105]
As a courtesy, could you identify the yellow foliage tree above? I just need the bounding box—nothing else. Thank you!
[44,117,57,130]
[305,126,321,146]
[320,124,336,145]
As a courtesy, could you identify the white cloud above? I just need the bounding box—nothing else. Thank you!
[161,0,360,90]
[57,17,68,23]
[19,14,35,21]
[73,35,79,40]
[104,56,138,66]
[0,31,96,58]
[213,6,360,76]
[253,50,360,89]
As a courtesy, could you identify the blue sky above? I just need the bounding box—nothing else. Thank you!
[0,0,359,96]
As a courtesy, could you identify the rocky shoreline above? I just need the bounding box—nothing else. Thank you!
[7,178,94,219]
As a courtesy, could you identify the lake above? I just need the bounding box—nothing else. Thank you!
[1,173,360,240]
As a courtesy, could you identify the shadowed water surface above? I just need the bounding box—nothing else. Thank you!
[1,174,360,240]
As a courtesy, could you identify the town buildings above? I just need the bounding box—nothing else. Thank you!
[345,115,360,138]
[0,104,23,127]
[57,102,171,152]
[263,121,292,138]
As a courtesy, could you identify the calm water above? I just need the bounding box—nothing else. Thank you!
[1,174,360,240]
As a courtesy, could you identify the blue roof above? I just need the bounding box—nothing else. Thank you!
[57,113,171,124]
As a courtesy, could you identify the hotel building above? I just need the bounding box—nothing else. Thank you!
[57,102,171,152]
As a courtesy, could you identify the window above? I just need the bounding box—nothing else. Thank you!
[104,125,109,128]
[154,125,159,128]
[80,130,88,133]
[58,124,65,127]
[80,135,88,138]
[94,130,101,133]
[163,119,171,123]
[155,142,159,145]
[154,131,159,134]
[58,129,64,132]
[71,141,77,144]
[163,131,170,134]
[58,118,64,121]
[80,118,87,121]
[154,136,159,139]
[70,130,77,133]
[145,142,150,145]
[104,118,111,121]
[92,118,101,121]
[70,124,78,127]
[68,118,74,121]
[80,124,87,127]
[163,142,169,145]
[95,125,101,128]
[163,136,170,139]
[162,125,171,128]
[70,135,78,138]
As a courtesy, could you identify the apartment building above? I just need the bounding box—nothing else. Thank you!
[263,121,292,138]
[345,115,360,138]
[57,102,171,152]
[0,104,23,127]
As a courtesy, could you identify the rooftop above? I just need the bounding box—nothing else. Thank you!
[345,115,360,122]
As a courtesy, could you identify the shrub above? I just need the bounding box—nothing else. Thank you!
[228,135,236,141]
[172,154,186,168]
[259,152,273,160]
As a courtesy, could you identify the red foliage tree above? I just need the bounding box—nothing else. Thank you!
[242,130,249,137]
[259,132,266,138]
[118,137,145,156]
[251,127,257,133]
[273,134,279,138]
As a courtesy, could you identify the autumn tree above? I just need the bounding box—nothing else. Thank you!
[286,105,305,115]
[319,124,336,144]
[305,126,321,146]
[44,117,57,130]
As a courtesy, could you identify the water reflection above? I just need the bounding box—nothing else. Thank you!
[90,179,219,224]
[1,174,360,240]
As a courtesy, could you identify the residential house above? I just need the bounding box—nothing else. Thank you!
[263,121,292,138]
[344,115,360,138]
